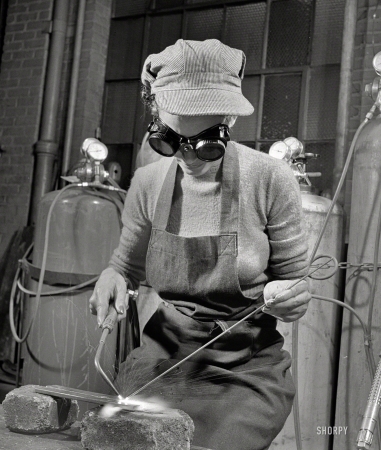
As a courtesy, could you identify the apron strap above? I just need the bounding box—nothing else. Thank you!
[220,146,239,234]
[152,147,240,233]
[152,159,178,230]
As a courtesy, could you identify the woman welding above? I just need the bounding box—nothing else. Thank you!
[90,39,311,450]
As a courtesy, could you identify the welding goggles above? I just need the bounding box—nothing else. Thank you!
[147,117,230,162]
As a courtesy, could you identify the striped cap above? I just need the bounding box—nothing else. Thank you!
[141,39,254,116]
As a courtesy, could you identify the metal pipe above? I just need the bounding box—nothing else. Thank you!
[30,0,70,224]
[332,0,358,200]
[60,0,87,184]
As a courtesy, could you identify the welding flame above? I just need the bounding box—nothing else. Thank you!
[99,396,169,418]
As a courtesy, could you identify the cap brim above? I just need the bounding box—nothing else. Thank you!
[155,89,254,117]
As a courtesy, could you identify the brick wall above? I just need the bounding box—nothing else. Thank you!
[0,0,112,259]
[0,0,53,257]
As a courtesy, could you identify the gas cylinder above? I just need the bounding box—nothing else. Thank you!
[22,140,122,416]
[334,116,381,450]
[269,139,344,450]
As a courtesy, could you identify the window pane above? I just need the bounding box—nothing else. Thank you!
[267,0,313,68]
[186,0,215,3]
[261,74,302,139]
[106,19,144,79]
[146,14,182,57]
[231,76,260,142]
[311,0,345,66]
[307,66,340,140]
[156,0,184,8]
[102,81,139,143]
[185,8,223,41]
[225,3,266,72]
[113,0,150,17]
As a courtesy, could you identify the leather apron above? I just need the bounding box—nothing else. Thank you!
[117,149,295,450]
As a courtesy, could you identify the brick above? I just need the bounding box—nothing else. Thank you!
[8,5,27,14]
[26,20,45,31]
[7,86,30,97]
[24,36,47,48]
[14,31,36,42]
[18,78,43,89]
[17,96,37,107]
[3,385,79,434]
[81,406,194,450]
[5,41,23,51]
[38,9,51,20]
[29,1,52,13]
[6,23,26,32]
[22,57,43,68]
[16,12,38,23]
[9,67,34,79]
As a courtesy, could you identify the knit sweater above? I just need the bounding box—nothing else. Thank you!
[109,142,309,293]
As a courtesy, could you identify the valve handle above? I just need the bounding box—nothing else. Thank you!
[306,172,322,177]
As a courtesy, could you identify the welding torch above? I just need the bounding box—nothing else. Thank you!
[95,289,138,397]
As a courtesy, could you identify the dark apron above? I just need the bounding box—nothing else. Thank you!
[117,149,295,450]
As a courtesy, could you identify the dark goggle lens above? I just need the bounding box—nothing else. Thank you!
[148,136,175,156]
[196,140,225,161]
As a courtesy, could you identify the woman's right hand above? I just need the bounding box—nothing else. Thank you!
[89,267,128,327]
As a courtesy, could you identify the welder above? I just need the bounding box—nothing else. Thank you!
[89,39,311,450]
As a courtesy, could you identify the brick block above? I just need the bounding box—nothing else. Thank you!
[81,406,194,450]
[2,385,79,434]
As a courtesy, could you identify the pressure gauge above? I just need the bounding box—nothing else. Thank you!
[373,51,381,76]
[81,138,108,162]
[269,141,292,161]
[284,137,303,159]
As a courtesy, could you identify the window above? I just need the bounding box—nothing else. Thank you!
[102,0,345,193]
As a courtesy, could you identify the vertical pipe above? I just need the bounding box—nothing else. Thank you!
[30,0,70,225]
[60,0,87,184]
[332,0,358,200]
[261,0,271,70]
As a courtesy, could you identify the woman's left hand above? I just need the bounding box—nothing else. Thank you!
[263,279,311,322]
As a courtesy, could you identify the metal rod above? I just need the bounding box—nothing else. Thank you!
[34,385,118,404]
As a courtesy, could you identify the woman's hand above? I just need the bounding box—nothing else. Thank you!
[263,278,311,322]
[89,267,129,327]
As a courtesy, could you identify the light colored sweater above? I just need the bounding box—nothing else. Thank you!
[109,142,309,293]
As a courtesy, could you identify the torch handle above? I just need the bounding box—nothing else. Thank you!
[102,306,118,333]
